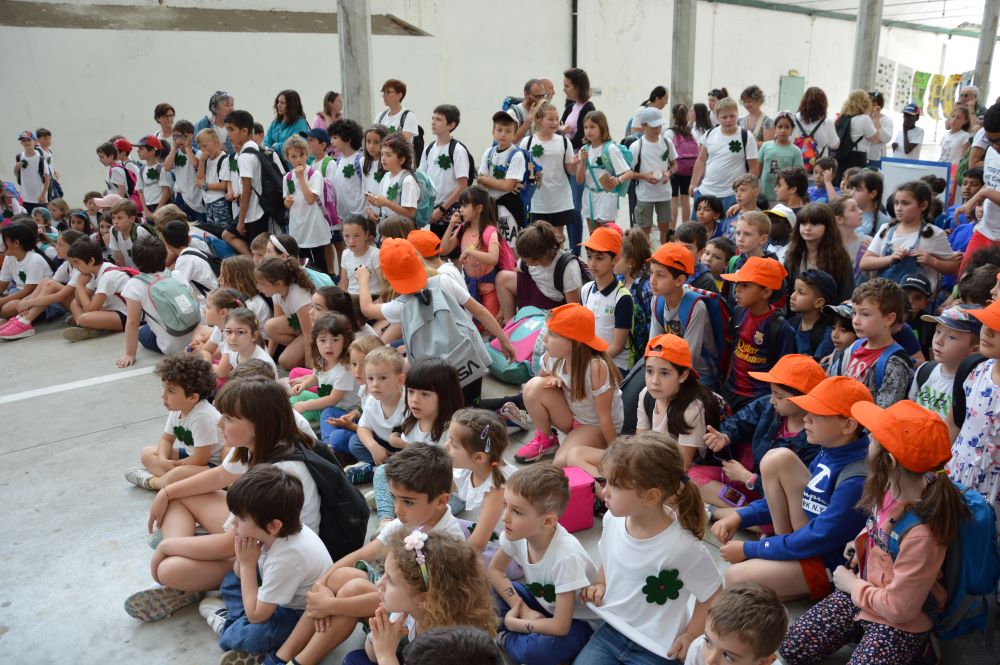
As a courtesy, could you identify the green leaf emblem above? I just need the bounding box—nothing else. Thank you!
[175,155,187,167]
[18,270,26,283]
[728,140,742,154]
[288,313,301,332]
[525,582,556,603]
[386,183,401,201]
[436,153,453,170]
[316,384,333,397]
[342,163,356,178]
[642,569,684,605]
[531,144,545,158]
[172,426,194,446]
[146,168,159,182]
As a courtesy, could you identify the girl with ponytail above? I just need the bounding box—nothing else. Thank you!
[576,433,723,664]
[254,255,315,370]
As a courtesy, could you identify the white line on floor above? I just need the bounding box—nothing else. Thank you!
[0,365,155,405]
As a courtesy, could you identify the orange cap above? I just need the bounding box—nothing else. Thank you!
[407,229,441,258]
[379,237,428,295]
[649,242,695,275]
[968,298,1000,332]
[787,376,874,417]
[850,400,951,473]
[747,354,825,395]
[547,303,609,352]
[580,227,622,255]
[721,256,788,290]
[645,333,698,377]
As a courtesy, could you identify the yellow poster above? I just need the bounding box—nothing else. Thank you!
[926,74,945,120]
[942,74,963,116]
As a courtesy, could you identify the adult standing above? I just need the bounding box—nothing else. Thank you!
[866,91,894,169]
[263,89,309,155]
[707,87,728,126]
[835,90,881,181]
[153,103,175,139]
[374,79,418,142]
[960,85,987,129]
[194,90,234,152]
[312,91,343,130]
[627,86,669,136]
[507,79,546,143]
[540,78,555,103]
[738,85,775,147]
[560,68,596,253]
[793,87,839,169]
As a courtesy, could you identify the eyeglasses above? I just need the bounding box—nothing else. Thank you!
[223,328,252,337]
[381,90,397,96]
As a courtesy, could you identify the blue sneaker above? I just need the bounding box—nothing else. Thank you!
[345,461,374,485]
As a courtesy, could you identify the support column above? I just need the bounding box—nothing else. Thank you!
[850,0,883,91]
[671,0,696,106]
[338,0,373,124]
[975,0,999,102]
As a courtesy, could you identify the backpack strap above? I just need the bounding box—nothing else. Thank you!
[633,137,643,173]
[377,110,388,125]
[834,458,868,490]
[765,312,787,369]
[319,156,334,178]
[952,353,988,429]
[643,389,656,426]
[915,360,939,393]
[654,294,666,327]
[887,509,924,560]
[677,289,701,334]
[553,251,575,295]
[400,110,411,133]
[741,128,750,173]
[873,342,907,387]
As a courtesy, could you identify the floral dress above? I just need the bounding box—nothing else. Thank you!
[948,358,1000,525]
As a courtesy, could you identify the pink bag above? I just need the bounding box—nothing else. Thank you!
[286,166,340,229]
[558,466,596,533]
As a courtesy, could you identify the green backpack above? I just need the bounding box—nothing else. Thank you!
[135,272,201,336]
[587,141,634,197]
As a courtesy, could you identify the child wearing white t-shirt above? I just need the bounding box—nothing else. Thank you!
[481,112,529,246]
[521,102,576,239]
[0,222,56,331]
[632,106,679,245]
[329,119,367,222]
[163,122,205,219]
[135,135,173,220]
[63,238,131,342]
[576,111,632,231]
[14,130,51,209]
[420,104,472,234]
[126,355,223,491]
[577,436,723,664]
[690,98,759,215]
[939,106,972,165]
[339,215,382,296]
[256,255,317,371]
[194,128,232,230]
[345,346,407,484]
[366,134,419,222]
[107,199,154,270]
[288,312,359,423]
[282,135,334,274]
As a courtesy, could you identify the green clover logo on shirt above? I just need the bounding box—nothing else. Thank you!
[316,384,333,397]
[388,125,398,134]
[492,164,508,179]
[287,178,296,194]
[373,169,387,184]
[17,270,26,283]
[146,168,159,182]
[525,582,556,603]
[342,163,356,178]
[531,144,545,158]
[728,140,742,154]
[436,153,453,170]
[661,149,671,161]
[175,155,188,167]
[20,160,28,170]
[386,183,401,201]
[229,157,239,171]
[172,426,194,447]
[642,569,684,605]
[287,313,301,332]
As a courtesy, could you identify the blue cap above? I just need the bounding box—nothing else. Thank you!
[300,128,331,144]
[921,304,983,335]
[18,130,36,141]
[902,103,921,116]
[798,268,838,305]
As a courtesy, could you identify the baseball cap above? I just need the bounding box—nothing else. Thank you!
[788,376,874,417]
[547,303,609,352]
[798,269,838,306]
[637,107,664,128]
[136,135,164,151]
[93,193,123,208]
[920,304,983,335]
[645,333,697,377]
[114,138,133,153]
[580,227,622,255]
[18,130,36,142]
[379,237,428,295]
[747,354,826,394]
[721,256,788,290]
[851,400,951,473]
[649,242,694,275]
[902,103,921,116]
[824,300,854,320]
[968,299,1000,332]
[407,229,442,258]
[899,272,932,296]
[764,204,797,228]
[300,128,331,144]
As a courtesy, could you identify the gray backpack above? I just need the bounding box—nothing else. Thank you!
[135,272,201,336]
[398,275,491,387]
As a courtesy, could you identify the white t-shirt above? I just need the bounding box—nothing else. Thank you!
[0,251,52,288]
[222,448,322,533]
[420,139,471,207]
[357,393,406,441]
[294,410,318,442]
[227,344,277,378]
[867,223,953,291]
[16,150,50,203]
[108,223,154,270]
[377,170,420,220]
[541,353,624,430]
[163,399,223,464]
[847,114,878,155]
[869,112,895,161]
[697,126,759,197]
[331,152,366,218]
[452,462,517,532]
[635,389,708,456]
[479,145,527,200]
[436,261,469,294]
[528,253,583,301]
[979,147,1000,241]
[138,163,172,207]
[499,524,599,621]
[168,150,204,211]
[315,363,360,410]
[939,130,971,165]
[589,512,723,656]
[341,244,381,295]
[273,283,313,328]
[892,126,925,159]
[122,273,194,354]
[519,134,574,213]
[174,249,219,298]
[633,135,677,202]
[248,294,272,341]
[908,362,955,421]
[377,508,467,545]
[284,167,330,248]
[375,108,419,136]
[379,274,469,324]
[106,161,132,196]
[54,262,83,287]
[582,142,630,222]
[793,116,840,158]
[202,153,230,204]
[94,262,131,315]
[232,141,265,222]
[402,421,447,447]
[256,525,332,609]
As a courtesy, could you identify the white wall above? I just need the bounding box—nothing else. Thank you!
[2,0,997,202]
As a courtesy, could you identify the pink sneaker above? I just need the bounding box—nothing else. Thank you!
[515,431,559,464]
[0,316,34,340]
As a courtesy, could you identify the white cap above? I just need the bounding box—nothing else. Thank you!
[638,106,664,128]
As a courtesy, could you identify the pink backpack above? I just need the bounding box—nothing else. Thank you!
[483,224,516,271]
[110,162,142,209]
[672,132,700,176]
[285,167,340,229]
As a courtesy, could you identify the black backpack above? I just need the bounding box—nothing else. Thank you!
[915,354,990,428]
[178,247,221,296]
[832,114,863,161]
[268,443,370,562]
[422,138,477,183]
[552,251,591,293]
[242,145,286,223]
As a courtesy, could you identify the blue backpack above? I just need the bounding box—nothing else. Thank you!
[886,483,998,642]
[485,145,542,213]
[846,340,911,387]
[410,169,438,227]
[654,287,730,379]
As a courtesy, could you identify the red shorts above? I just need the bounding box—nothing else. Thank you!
[799,556,833,601]
[959,228,1000,276]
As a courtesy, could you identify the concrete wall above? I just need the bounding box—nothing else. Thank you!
[1,0,996,201]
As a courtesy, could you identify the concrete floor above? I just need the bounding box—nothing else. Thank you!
[0,320,988,664]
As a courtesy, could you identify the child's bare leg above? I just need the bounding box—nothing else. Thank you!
[554,425,605,467]
[140,445,176,477]
[155,533,235,591]
[294,580,381,665]
[699,479,732,509]
[158,464,209,486]
[323,244,336,277]
[278,334,305,370]
[496,270,517,322]
[522,378,575,438]
[758,448,812,534]
[160,490,229,538]
[76,310,125,331]
[724,559,811,602]
[2,300,22,317]
[222,231,250,256]
[658,221,671,246]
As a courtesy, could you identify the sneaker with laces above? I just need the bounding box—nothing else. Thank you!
[344,461,374,485]
[62,327,104,343]
[514,432,559,464]
[125,467,156,490]
[218,651,264,665]
[500,402,532,431]
[199,596,228,635]
[0,316,34,340]
[124,586,203,622]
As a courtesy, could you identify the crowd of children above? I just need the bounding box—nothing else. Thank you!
[4,80,1000,665]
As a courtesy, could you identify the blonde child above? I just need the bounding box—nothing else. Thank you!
[515,303,623,465]
[343,346,408,484]
[577,434,723,664]
[215,307,276,380]
[576,110,633,232]
[322,335,386,460]
[282,135,334,274]
[365,133,419,221]
[189,287,241,361]
[339,215,382,296]
[47,198,70,228]
[256,256,316,370]
[288,313,358,423]
[135,135,172,220]
[521,101,578,245]
[125,355,222,490]
[194,128,233,235]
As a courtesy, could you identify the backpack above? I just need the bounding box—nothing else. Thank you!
[242,145,286,223]
[501,97,526,125]
[485,145,543,213]
[832,114,863,161]
[672,132,700,176]
[398,275,492,387]
[285,167,340,229]
[886,482,999,642]
[135,272,201,336]
[794,118,823,173]
[586,141,635,197]
[267,443,370,562]
[191,228,238,259]
[409,170,438,227]
[642,388,731,433]
[377,109,425,167]
[846,340,912,388]
[110,161,142,208]
[487,306,548,384]
[423,138,477,184]
[111,221,158,245]
[654,287,731,376]
[552,251,591,293]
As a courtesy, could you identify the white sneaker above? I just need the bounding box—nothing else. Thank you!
[125,467,155,490]
[199,596,228,635]
[363,489,376,509]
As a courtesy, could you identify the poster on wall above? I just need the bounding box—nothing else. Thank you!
[895,65,914,112]
[912,71,931,111]
[942,74,963,116]
[927,74,946,119]
[875,57,896,103]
